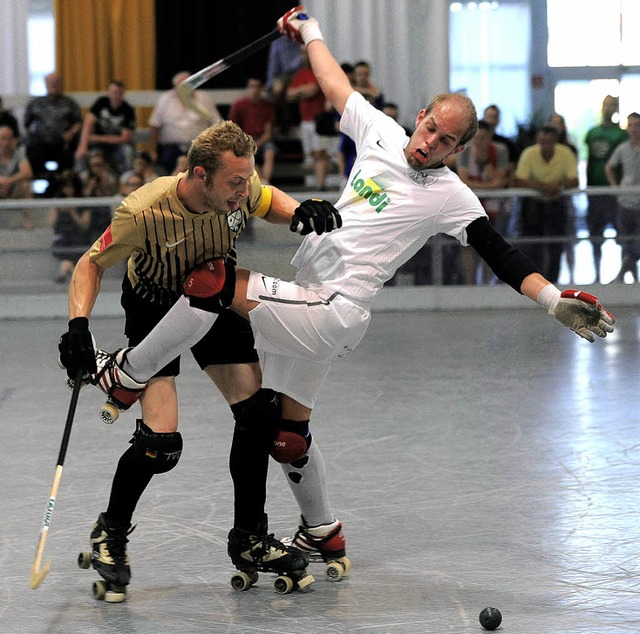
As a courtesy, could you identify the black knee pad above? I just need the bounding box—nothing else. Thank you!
[271,419,312,464]
[130,419,183,474]
[230,388,280,433]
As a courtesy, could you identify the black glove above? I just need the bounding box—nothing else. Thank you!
[58,317,97,379]
[290,198,343,235]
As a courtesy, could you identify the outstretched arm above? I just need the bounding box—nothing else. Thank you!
[467,217,616,343]
[278,6,354,115]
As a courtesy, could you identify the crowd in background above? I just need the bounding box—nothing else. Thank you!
[1,38,639,286]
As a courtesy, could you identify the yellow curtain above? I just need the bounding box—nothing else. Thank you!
[55,0,155,126]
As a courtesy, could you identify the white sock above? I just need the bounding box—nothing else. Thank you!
[281,439,334,527]
[124,296,217,381]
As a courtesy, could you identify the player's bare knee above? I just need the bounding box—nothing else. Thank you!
[271,419,311,464]
[184,258,236,313]
[131,419,183,474]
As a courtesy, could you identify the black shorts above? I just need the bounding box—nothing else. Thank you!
[120,276,259,378]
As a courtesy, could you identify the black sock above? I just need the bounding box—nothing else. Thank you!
[229,395,276,533]
[105,445,154,526]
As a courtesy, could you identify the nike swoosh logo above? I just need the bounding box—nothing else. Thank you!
[376,139,386,150]
[165,236,188,249]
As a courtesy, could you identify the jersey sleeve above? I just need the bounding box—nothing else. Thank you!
[88,200,141,269]
[248,176,272,219]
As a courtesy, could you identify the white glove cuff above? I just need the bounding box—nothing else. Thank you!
[536,283,561,314]
[300,22,325,44]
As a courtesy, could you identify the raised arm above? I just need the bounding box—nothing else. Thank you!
[278,6,354,115]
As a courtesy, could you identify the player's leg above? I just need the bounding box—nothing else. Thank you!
[259,349,348,568]
[121,259,237,381]
[194,311,309,579]
[89,284,183,586]
[91,378,182,587]
[275,395,346,566]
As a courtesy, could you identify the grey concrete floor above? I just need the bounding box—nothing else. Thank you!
[1,307,639,633]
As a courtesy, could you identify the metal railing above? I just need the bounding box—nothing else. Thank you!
[1,185,639,285]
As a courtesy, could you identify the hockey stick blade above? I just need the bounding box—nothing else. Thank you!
[29,370,83,589]
[176,28,281,101]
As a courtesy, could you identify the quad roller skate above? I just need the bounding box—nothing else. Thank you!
[77,512,134,603]
[91,348,146,424]
[282,517,351,581]
[227,515,314,594]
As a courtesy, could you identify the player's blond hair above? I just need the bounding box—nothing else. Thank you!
[187,120,256,177]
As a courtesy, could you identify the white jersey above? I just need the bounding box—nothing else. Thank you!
[291,91,487,307]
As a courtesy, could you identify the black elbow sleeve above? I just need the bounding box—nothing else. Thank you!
[466,217,540,292]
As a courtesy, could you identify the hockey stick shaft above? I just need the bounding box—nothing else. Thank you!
[29,371,83,589]
[178,28,281,93]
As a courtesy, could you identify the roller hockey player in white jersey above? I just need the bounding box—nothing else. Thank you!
[81,6,616,581]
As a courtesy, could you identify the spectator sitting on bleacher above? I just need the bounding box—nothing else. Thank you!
[287,45,331,190]
[0,96,20,139]
[353,60,384,109]
[119,173,144,198]
[75,80,136,175]
[0,124,34,229]
[23,72,82,177]
[49,169,92,283]
[266,35,304,135]
[148,71,222,176]
[229,77,277,185]
[455,120,510,284]
[172,154,188,176]
[79,149,119,241]
[119,151,159,192]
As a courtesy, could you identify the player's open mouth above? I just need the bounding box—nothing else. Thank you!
[415,148,429,164]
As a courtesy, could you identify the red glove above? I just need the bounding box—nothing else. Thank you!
[277,5,324,45]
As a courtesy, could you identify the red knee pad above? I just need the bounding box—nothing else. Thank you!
[184,259,226,298]
[271,426,310,464]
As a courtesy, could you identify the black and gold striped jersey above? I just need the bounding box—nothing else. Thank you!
[89,171,271,306]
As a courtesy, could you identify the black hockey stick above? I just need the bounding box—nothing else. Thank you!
[29,370,83,589]
[176,28,281,114]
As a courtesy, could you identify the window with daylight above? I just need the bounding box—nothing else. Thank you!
[448,1,530,138]
[548,0,640,67]
[27,0,55,94]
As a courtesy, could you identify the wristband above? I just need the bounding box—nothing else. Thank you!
[300,21,324,45]
[536,284,561,312]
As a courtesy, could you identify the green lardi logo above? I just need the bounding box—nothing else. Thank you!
[349,169,390,213]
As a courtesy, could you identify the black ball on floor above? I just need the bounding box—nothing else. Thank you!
[479,606,502,630]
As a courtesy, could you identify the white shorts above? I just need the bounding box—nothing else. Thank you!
[246,271,371,408]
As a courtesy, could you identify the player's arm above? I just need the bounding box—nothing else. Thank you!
[68,250,105,320]
[278,7,354,115]
[57,249,104,379]
[263,185,342,235]
[466,216,615,342]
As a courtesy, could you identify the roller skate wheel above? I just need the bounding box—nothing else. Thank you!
[105,585,127,603]
[274,575,294,594]
[340,556,352,574]
[230,570,258,591]
[92,580,107,600]
[296,573,315,591]
[325,562,344,581]
[77,551,92,569]
[100,402,120,424]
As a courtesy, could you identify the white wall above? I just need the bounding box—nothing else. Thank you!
[0,0,30,95]
[305,0,450,130]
